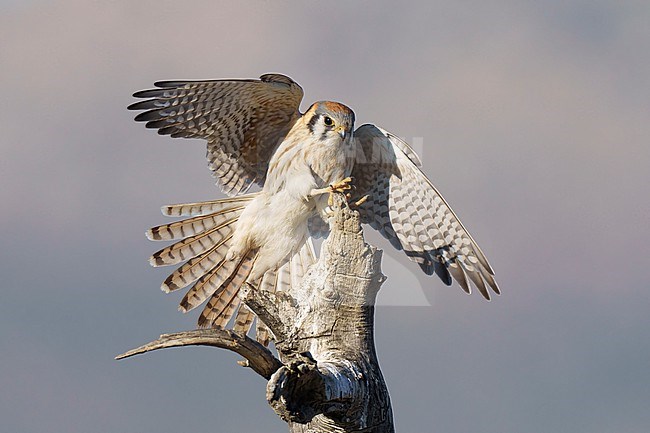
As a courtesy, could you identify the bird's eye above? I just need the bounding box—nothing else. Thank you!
[323,116,334,126]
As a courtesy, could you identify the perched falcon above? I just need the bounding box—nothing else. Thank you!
[129,73,499,339]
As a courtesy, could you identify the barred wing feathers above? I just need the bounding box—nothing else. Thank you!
[352,124,499,299]
[129,74,304,196]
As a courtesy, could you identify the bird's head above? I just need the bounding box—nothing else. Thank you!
[305,101,355,143]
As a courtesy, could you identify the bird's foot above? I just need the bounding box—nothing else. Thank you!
[327,177,354,206]
[329,177,354,194]
[308,177,355,206]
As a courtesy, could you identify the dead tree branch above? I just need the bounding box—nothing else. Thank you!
[115,329,282,380]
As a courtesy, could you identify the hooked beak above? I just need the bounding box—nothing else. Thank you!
[336,126,347,140]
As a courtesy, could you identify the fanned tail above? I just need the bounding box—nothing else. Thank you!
[147,196,251,328]
[147,195,318,341]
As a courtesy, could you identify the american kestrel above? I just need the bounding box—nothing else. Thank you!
[129,74,499,339]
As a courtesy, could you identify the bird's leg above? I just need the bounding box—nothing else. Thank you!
[309,177,354,197]
[308,177,354,206]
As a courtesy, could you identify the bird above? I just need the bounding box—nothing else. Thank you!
[129,73,499,341]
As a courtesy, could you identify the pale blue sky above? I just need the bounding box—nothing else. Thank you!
[1,1,649,432]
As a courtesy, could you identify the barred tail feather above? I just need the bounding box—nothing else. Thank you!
[232,305,255,335]
[256,320,272,347]
[149,216,239,267]
[147,207,245,241]
[161,193,258,217]
[259,267,278,294]
[198,251,257,328]
[161,234,233,293]
[179,255,241,313]
[210,294,241,329]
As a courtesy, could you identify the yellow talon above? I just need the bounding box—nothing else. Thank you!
[329,177,353,193]
[353,195,369,207]
[326,177,355,206]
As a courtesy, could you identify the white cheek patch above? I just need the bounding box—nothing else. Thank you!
[312,121,327,140]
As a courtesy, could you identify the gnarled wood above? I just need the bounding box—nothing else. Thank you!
[115,328,282,380]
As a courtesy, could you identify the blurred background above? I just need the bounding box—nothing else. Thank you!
[1,1,649,432]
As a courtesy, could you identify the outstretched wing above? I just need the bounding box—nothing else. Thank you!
[129,73,304,196]
[352,124,500,299]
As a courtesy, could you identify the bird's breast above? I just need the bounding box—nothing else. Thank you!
[308,139,356,186]
[265,134,356,194]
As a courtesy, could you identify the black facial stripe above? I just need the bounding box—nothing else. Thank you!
[307,113,320,134]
